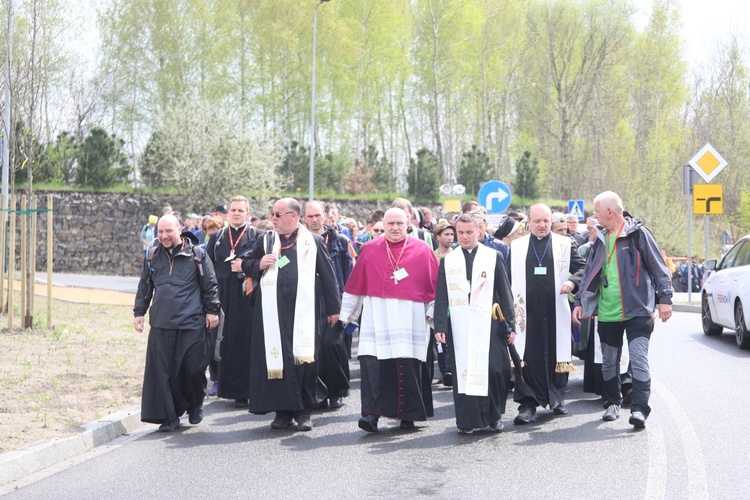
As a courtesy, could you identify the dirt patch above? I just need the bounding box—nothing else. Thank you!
[0,285,146,454]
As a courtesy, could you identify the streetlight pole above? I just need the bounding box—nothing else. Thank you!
[309,0,330,201]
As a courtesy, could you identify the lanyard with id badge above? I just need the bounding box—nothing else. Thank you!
[532,237,549,276]
[386,238,409,284]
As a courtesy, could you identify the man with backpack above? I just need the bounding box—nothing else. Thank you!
[134,214,220,432]
[572,191,673,429]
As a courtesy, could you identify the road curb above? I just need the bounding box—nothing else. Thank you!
[0,404,142,486]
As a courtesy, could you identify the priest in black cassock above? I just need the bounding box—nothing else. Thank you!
[509,203,585,425]
[207,195,263,408]
[242,198,341,432]
[134,214,220,432]
[434,213,516,434]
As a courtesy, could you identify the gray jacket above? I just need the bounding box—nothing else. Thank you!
[574,216,672,319]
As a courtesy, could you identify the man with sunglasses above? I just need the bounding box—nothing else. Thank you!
[572,191,672,429]
[242,198,341,432]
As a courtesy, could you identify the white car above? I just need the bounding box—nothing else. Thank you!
[701,235,750,349]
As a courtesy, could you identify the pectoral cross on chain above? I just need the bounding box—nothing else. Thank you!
[391,272,399,285]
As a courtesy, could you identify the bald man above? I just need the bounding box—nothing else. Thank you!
[508,203,585,424]
[134,214,220,432]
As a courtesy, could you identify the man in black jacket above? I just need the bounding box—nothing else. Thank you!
[134,214,220,432]
[303,200,353,409]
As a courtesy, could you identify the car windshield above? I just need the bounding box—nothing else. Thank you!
[720,241,746,270]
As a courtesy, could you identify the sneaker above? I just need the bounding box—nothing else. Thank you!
[188,405,203,425]
[602,404,621,421]
[629,411,646,429]
[207,381,218,397]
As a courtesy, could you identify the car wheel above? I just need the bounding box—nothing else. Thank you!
[735,301,750,350]
[702,293,722,336]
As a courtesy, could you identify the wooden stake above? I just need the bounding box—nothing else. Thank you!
[8,195,15,329]
[20,195,26,329]
[47,194,52,328]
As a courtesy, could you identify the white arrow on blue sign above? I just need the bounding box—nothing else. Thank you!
[478,181,512,214]
[568,200,585,221]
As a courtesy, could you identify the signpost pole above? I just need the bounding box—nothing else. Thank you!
[705,215,709,262]
[684,165,693,303]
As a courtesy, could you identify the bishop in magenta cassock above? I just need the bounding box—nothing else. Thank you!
[340,207,439,433]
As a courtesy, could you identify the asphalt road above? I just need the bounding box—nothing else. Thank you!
[5,311,749,499]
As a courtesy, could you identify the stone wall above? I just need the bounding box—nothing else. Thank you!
[11,191,444,276]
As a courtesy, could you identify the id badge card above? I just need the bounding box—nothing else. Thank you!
[224,252,236,262]
[277,255,290,268]
[393,267,409,281]
[534,266,547,275]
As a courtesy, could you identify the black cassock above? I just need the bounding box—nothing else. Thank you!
[243,229,341,413]
[510,234,584,409]
[434,247,514,429]
[207,225,263,400]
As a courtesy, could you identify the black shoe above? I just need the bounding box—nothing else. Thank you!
[270,412,294,429]
[158,418,180,432]
[622,388,634,405]
[314,399,329,410]
[358,414,379,433]
[295,412,313,432]
[442,372,453,387]
[329,397,344,409]
[399,420,415,430]
[513,407,536,425]
[458,428,474,434]
[188,405,203,425]
[489,419,504,432]
[234,399,249,408]
[553,403,569,415]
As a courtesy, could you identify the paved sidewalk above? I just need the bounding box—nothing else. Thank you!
[35,273,140,294]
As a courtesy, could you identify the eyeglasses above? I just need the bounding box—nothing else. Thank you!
[270,211,294,219]
[372,228,385,234]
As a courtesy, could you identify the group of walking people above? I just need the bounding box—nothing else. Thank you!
[133,190,674,435]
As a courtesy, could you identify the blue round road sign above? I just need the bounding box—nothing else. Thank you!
[478,181,512,214]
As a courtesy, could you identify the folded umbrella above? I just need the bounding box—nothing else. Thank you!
[492,303,524,383]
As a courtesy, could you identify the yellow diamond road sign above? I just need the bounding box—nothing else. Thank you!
[688,142,727,183]
[693,184,723,215]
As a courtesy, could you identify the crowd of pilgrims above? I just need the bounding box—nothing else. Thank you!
[134,194,660,434]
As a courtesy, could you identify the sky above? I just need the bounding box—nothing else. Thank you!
[633,0,750,74]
